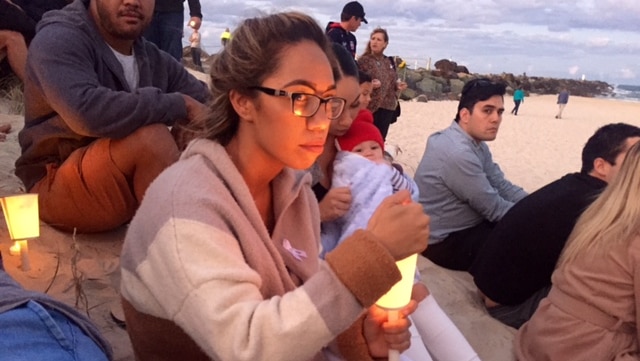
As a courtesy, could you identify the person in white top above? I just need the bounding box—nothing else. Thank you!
[189,26,203,72]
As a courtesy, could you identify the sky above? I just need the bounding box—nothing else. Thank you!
[182,0,640,86]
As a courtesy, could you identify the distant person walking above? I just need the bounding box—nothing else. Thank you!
[220,27,231,47]
[511,87,525,115]
[325,1,367,58]
[555,88,569,119]
[189,27,203,72]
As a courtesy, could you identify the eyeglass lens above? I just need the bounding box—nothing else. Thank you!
[292,93,344,120]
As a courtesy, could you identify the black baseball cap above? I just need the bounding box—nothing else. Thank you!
[343,1,368,24]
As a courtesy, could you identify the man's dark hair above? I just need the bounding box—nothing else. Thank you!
[455,78,506,122]
[581,123,640,173]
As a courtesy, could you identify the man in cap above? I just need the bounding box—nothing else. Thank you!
[325,1,367,58]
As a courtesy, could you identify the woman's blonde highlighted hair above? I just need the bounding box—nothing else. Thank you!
[201,12,338,145]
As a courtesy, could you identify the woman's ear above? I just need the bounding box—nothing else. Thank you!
[229,89,256,122]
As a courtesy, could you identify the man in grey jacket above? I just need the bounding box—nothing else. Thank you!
[415,78,527,271]
[15,0,209,233]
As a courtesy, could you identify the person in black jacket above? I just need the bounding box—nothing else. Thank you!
[325,1,367,58]
[471,123,640,329]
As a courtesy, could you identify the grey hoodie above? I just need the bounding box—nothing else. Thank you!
[15,0,209,190]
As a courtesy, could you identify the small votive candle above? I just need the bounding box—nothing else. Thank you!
[9,241,20,256]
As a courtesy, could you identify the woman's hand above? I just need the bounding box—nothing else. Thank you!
[364,298,419,357]
[396,80,408,92]
[318,186,352,222]
[372,79,382,89]
[367,190,429,260]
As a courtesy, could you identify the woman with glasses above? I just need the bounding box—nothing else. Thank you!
[119,12,430,361]
[312,43,363,222]
[358,28,407,140]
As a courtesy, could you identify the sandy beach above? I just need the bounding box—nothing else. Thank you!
[1,93,640,361]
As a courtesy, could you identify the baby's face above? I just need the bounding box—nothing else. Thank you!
[359,82,373,110]
[352,140,385,163]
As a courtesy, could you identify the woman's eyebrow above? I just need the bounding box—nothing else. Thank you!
[280,79,336,93]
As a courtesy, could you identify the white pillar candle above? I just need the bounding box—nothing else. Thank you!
[18,239,30,271]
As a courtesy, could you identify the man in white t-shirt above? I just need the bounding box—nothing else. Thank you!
[189,26,203,72]
[16,0,210,234]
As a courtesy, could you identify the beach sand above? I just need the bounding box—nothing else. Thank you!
[1,94,639,361]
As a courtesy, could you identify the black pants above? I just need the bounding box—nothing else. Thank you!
[511,100,521,115]
[372,108,397,141]
[422,221,495,271]
[487,285,551,329]
[190,47,203,71]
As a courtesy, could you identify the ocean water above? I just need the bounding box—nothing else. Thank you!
[607,84,640,102]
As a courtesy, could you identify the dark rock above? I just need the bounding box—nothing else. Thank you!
[400,88,418,100]
[454,65,469,74]
[416,94,428,102]
[434,59,456,73]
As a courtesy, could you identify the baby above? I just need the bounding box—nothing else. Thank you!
[320,114,418,256]
[319,71,481,361]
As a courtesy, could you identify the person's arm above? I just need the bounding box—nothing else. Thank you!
[27,24,189,138]
[186,0,202,29]
[443,148,520,222]
[123,226,406,361]
[482,149,528,203]
[390,165,418,199]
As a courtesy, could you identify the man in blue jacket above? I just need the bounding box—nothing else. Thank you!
[15,0,210,234]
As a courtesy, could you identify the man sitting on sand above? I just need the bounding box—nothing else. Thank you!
[471,123,640,329]
[15,0,209,233]
[415,78,527,271]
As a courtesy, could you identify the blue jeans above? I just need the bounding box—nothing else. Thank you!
[0,301,109,361]
[144,11,184,61]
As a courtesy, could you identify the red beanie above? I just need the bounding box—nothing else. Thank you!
[337,109,384,152]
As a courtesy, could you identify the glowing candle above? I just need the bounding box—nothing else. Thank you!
[9,241,20,256]
[1,194,39,272]
[375,253,418,361]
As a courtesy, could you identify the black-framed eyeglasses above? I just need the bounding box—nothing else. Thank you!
[250,86,347,120]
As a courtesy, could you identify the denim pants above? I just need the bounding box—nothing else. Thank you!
[144,11,184,61]
[0,301,109,361]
